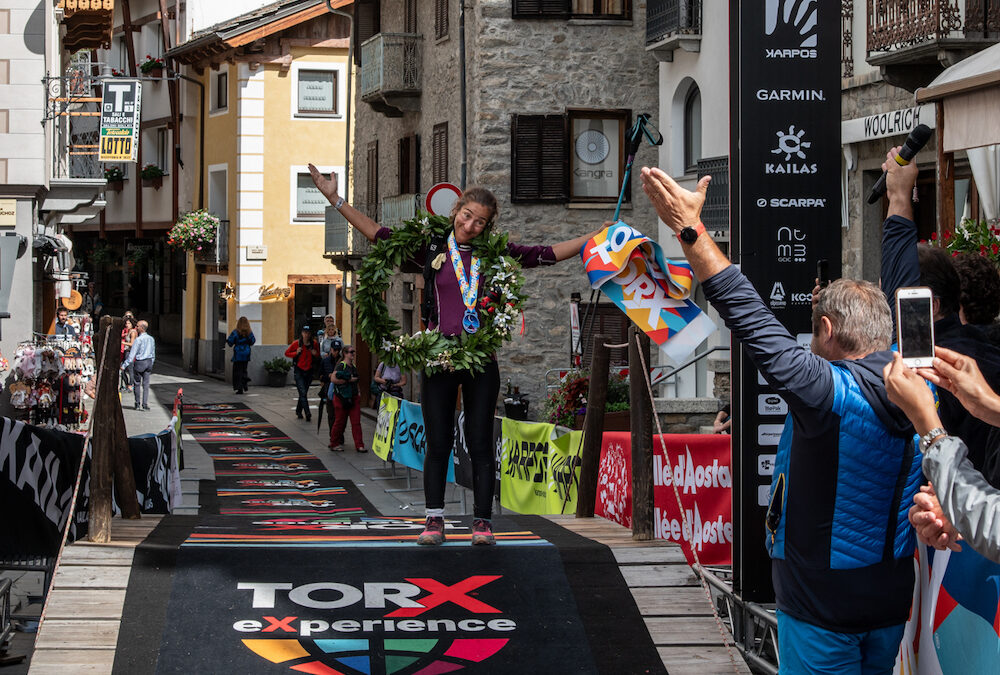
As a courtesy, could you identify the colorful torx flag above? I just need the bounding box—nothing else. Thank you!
[581,221,716,361]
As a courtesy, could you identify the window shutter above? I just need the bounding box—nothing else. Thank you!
[512,0,569,18]
[435,0,449,39]
[366,140,379,219]
[398,134,419,195]
[405,0,417,33]
[511,114,568,202]
[432,123,448,184]
[355,0,380,66]
[580,304,629,367]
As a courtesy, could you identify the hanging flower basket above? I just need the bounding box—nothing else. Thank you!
[104,167,124,193]
[167,209,220,252]
[140,163,164,189]
[138,55,165,78]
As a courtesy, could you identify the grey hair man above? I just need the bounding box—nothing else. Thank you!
[640,166,921,674]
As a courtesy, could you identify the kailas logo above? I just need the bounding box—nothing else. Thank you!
[234,576,514,674]
[776,226,807,263]
[767,126,817,175]
[764,0,818,57]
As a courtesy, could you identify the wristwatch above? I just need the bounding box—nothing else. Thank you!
[919,427,947,453]
[334,196,345,210]
[678,221,706,244]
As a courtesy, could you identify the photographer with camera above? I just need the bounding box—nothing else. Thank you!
[373,360,407,408]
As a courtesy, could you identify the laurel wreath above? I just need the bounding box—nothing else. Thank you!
[356,212,527,374]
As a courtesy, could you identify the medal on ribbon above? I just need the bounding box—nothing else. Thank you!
[448,232,481,334]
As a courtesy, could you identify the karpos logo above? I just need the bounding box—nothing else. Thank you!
[235,577,514,674]
[764,0,818,58]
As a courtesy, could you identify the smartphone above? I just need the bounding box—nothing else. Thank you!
[817,259,830,288]
[896,287,935,368]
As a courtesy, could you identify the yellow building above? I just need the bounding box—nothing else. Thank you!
[168,0,353,378]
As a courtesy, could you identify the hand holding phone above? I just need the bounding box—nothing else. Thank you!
[896,287,935,368]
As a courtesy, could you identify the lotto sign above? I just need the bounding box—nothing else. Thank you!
[581,221,715,362]
[99,80,142,162]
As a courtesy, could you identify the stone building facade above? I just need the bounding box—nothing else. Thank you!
[351,1,659,413]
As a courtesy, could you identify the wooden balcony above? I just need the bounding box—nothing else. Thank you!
[867,0,999,91]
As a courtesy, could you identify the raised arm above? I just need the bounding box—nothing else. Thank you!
[879,146,921,319]
[552,227,607,262]
[308,163,380,242]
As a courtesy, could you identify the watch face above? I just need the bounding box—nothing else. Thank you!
[680,227,699,243]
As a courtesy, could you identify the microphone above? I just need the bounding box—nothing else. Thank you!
[866,124,933,204]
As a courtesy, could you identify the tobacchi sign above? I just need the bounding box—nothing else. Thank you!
[99,80,142,162]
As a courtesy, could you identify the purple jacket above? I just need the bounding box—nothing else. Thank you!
[375,227,555,335]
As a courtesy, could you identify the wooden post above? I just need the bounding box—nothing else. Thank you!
[629,325,654,540]
[935,100,955,234]
[575,334,611,518]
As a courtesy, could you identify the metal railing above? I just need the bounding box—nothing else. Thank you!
[193,219,229,266]
[0,577,11,648]
[965,0,1000,36]
[382,193,419,228]
[867,0,965,54]
[360,33,422,100]
[695,565,778,675]
[697,156,729,236]
[647,0,701,45]
[45,67,104,180]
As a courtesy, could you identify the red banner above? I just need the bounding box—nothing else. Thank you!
[596,432,732,565]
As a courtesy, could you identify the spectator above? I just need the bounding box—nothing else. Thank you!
[81,281,103,322]
[285,325,320,421]
[121,320,155,411]
[883,347,1000,562]
[952,252,1000,347]
[712,403,731,434]
[330,345,365,453]
[319,314,340,356]
[879,147,1000,486]
[641,166,921,674]
[53,307,78,338]
[120,316,137,392]
[227,316,256,394]
[373,359,407,408]
[319,336,344,438]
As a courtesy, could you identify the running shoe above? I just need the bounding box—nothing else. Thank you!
[417,517,446,546]
[471,518,496,546]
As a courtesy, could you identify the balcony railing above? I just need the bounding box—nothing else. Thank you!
[194,219,229,267]
[360,33,422,114]
[45,68,104,180]
[647,0,701,45]
[382,193,419,229]
[325,209,370,268]
[867,0,986,55]
[697,156,729,236]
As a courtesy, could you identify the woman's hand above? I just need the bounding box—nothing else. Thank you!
[883,352,941,436]
[909,484,963,552]
[308,163,339,204]
[919,346,1000,427]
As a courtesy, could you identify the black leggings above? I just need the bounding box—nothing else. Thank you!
[421,361,500,519]
[233,361,248,392]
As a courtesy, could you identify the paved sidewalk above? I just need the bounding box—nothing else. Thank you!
[141,358,472,518]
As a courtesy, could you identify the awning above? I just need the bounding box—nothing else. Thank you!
[59,0,114,52]
[916,41,1000,153]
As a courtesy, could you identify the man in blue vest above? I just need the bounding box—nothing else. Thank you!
[641,167,921,674]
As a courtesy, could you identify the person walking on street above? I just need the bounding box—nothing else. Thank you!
[319,314,340,354]
[319,336,344,437]
[227,316,256,394]
[329,345,365,453]
[285,325,320,421]
[121,320,155,411]
[120,316,137,392]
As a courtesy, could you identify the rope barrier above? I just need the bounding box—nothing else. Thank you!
[37,323,113,632]
[633,331,743,674]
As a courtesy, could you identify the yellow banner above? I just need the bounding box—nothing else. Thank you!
[499,419,582,515]
[372,395,399,461]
